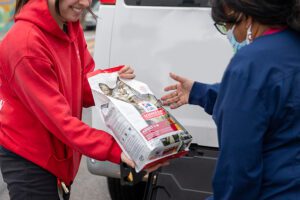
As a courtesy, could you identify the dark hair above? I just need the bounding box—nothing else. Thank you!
[55,0,60,15]
[15,0,29,16]
[15,0,57,16]
[15,0,97,20]
[211,0,300,32]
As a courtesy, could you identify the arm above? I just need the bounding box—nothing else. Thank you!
[188,82,219,115]
[82,40,96,108]
[212,69,268,199]
[10,57,121,164]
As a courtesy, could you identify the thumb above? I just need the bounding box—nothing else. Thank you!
[169,73,186,84]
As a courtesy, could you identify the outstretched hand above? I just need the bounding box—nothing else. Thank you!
[161,73,194,109]
[118,65,135,79]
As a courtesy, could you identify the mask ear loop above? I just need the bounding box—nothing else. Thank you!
[246,24,253,44]
[228,24,236,34]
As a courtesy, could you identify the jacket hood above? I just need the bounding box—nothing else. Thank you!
[15,0,80,42]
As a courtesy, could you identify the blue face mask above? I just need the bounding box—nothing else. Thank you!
[227,25,252,53]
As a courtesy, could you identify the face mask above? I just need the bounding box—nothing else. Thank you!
[227,25,252,53]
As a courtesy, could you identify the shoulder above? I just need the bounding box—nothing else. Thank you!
[225,30,300,90]
[2,21,53,60]
[238,29,300,66]
[0,22,52,80]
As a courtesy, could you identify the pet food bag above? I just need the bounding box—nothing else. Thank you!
[88,66,192,172]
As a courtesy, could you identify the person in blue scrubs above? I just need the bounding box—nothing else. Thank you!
[161,0,300,199]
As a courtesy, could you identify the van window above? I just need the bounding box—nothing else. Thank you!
[124,0,211,7]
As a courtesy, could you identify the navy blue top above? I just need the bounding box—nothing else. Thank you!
[189,29,300,200]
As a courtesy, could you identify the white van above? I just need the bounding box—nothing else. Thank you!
[87,0,232,199]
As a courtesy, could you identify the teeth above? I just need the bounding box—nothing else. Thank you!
[73,7,82,13]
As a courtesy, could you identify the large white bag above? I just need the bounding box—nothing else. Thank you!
[88,66,192,172]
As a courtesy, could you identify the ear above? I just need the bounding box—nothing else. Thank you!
[245,16,253,42]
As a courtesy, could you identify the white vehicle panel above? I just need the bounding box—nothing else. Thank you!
[89,0,233,178]
[94,5,116,67]
[105,1,232,147]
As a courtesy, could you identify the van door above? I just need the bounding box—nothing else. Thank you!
[95,0,232,147]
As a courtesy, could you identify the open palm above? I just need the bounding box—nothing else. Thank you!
[161,73,194,109]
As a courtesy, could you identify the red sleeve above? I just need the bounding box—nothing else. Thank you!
[82,37,95,108]
[10,57,121,164]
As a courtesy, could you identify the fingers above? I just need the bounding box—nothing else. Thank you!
[118,65,136,79]
[161,161,170,167]
[118,65,131,73]
[119,73,136,79]
[162,100,182,109]
[121,152,135,168]
[164,84,178,92]
[162,95,180,106]
[169,101,183,109]
[161,88,183,109]
[164,73,184,92]
[161,90,178,101]
[145,163,162,173]
[145,161,170,173]
[121,151,170,173]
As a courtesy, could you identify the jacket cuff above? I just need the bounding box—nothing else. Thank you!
[188,82,208,106]
[107,141,122,164]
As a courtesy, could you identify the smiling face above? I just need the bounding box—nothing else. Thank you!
[48,0,91,28]
[59,0,91,22]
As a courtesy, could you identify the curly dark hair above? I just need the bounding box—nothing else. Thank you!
[211,0,300,32]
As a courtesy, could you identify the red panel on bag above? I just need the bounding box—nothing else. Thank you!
[87,65,125,78]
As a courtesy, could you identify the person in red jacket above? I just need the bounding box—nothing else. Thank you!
[0,0,152,199]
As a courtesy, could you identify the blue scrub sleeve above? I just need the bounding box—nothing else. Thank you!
[212,69,269,200]
[188,82,220,115]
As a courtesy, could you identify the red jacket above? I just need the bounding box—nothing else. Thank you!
[0,0,121,185]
